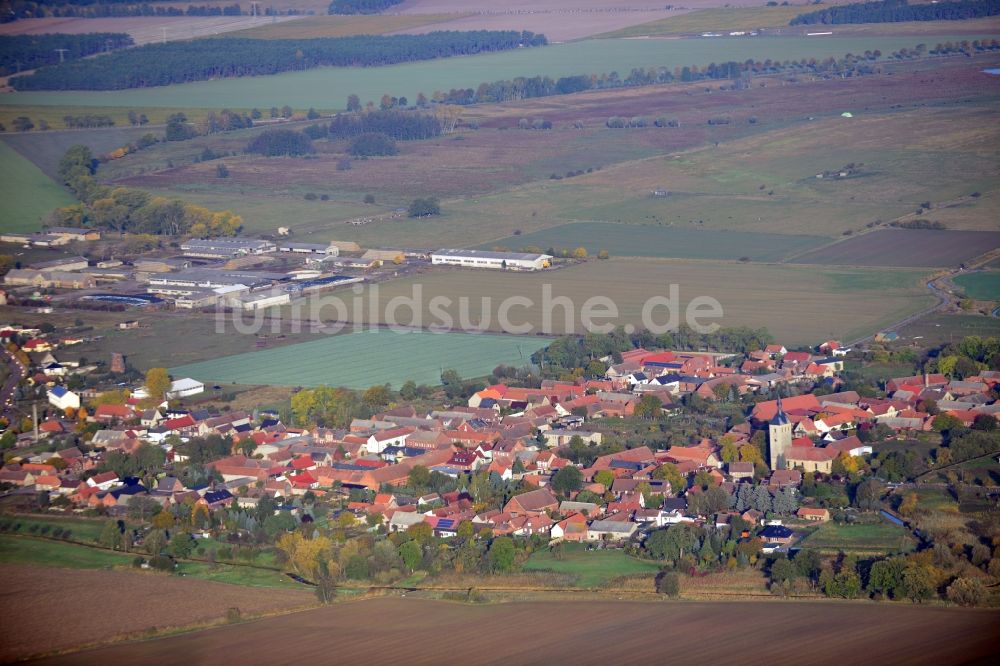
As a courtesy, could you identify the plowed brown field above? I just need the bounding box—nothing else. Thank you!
[0,565,314,662]
[32,597,1000,665]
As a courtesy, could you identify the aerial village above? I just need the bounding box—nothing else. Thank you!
[4,319,999,579]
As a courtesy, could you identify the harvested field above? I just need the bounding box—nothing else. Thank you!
[34,597,1000,665]
[790,230,1000,268]
[598,6,809,38]
[599,8,1000,38]
[482,222,827,262]
[222,14,457,39]
[169,330,552,389]
[312,257,935,345]
[5,35,990,110]
[0,15,299,46]
[954,271,1000,301]
[0,564,314,663]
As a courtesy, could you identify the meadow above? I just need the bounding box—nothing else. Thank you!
[482,222,829,262]
[169,329,552,388]
[953,271,1000,301]
[898,312,1000,344]
[320,258,935,345]
[2,35,990,110]
[0,141,76,232]
[522,543,660,588]
[36,597,1000,665]
[797,521,916,554]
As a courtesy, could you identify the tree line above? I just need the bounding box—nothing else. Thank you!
[245,128,314,156]
[0,2,298,22]
[10,31,548,90]
[415,41,999,109]
[791,0,1000,25]
[328,0,403,14]
[0,32,132,76]
[306,109,441,142]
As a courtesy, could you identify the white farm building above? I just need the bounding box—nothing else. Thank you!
[430,249,552,271]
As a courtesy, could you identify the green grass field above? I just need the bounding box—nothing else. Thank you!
[798,520,916,554]
[481,222,828,261]
[0,533,133,569]
[523,543,660,588]
[954,271,1000,301]
[0,533,302,588]
[324,257,934,346]
[169,329,551,388]
[0,141,76,232]
[1,35,987,110]
[0,514,107,543]
[898,313,1000,345]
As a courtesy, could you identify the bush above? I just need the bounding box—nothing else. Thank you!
[363,194,376,204]
[226,607,242,623]
[149,555,175,571]
[348,132,398,157]
[946,577,985,607]
[408,197,440,218]
[655,570,680,596]
[337,158,352,171]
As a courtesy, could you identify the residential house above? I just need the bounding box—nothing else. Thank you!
[504,488,558,517]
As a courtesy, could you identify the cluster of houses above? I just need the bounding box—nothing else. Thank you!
[7,333,999,550]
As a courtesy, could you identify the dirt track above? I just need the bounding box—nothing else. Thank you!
[31,596,1000,665]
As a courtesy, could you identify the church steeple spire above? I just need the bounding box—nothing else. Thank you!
[770,393,789,425]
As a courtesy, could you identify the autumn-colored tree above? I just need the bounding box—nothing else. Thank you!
[738,443,763,465]
[152,510,175,529]
[407,521,433,544]
[594,469,615,490]
[652,463,686,494]
[45,456,68,471]
[144,367,171,404]
[277,532,333,580]
[898,492,919,516]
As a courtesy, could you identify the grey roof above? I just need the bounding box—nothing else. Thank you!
[432,248,551,262]
[589,520,637,533]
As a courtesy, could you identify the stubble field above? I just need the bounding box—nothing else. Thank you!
[313,258,935,345]
[33,597,1000,665]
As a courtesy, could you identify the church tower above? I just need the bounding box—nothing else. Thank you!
[768,395,792,470]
